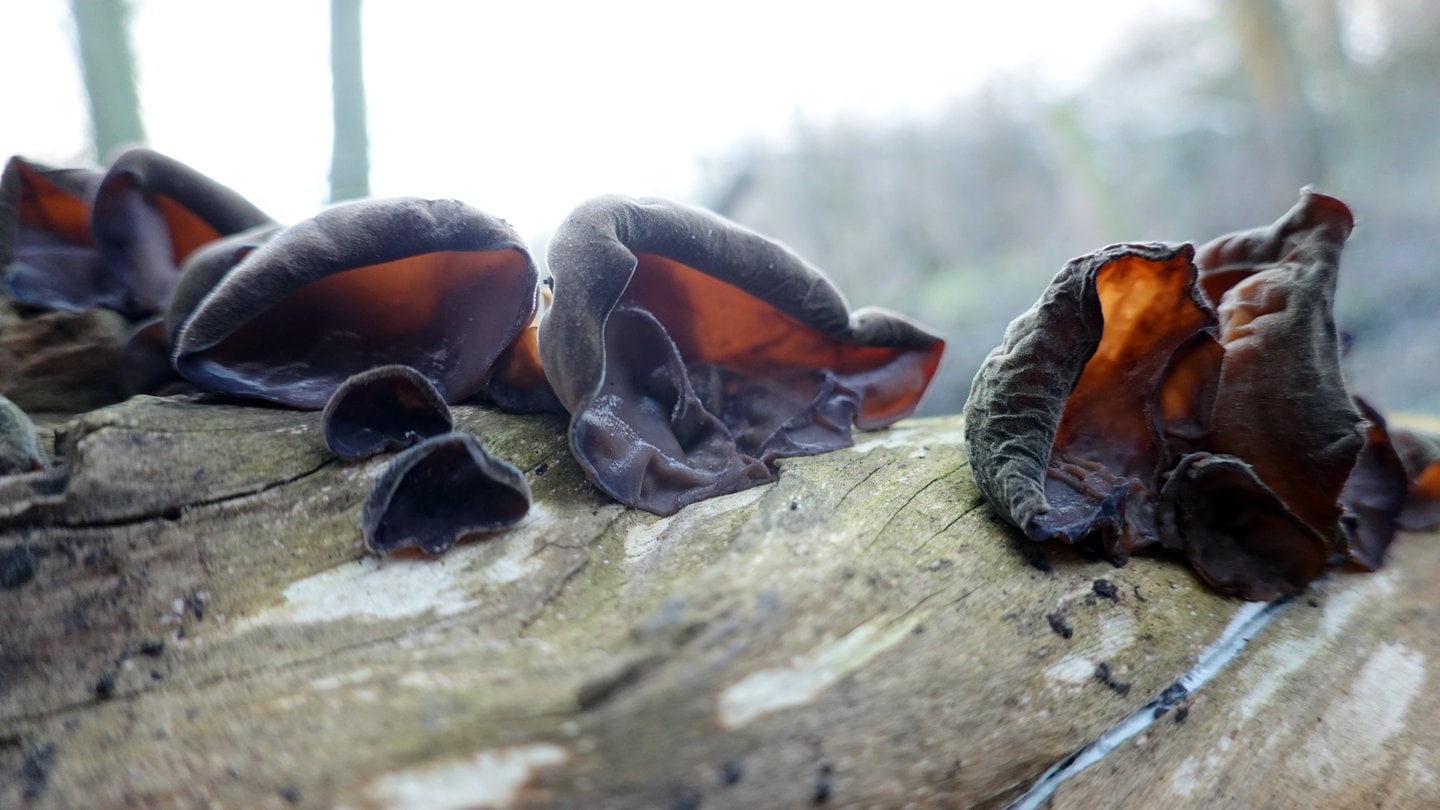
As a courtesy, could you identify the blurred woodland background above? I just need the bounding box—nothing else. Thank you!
[35,0,1440,417]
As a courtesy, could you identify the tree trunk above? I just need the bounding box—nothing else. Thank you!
[2,388,1437,808]
[328,0,370,202]
[69,0,147,162]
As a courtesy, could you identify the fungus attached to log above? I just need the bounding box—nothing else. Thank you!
[541,195,945,515]
[2,149,272,317]
[962,242,1214,562]
[965,191,1378,600]
[362,432,531,555]
[322,365,453,461]
[170,198,542,409]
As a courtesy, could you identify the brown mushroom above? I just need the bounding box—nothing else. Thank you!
[1336,398,1409,570]
[362,431,531,555]
[1192,190,1363,547]
[541,195,945,515]
[322,364,453,461]
[170,197,541,409]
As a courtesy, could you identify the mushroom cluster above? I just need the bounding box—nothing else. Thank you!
[964,191,1440,600]
[2,150,946,557]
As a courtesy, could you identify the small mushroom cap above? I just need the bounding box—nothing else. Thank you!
[322,364,453,461]
[172,197,539,409]
[541,194,944,515]
[362,431,531,556]
[0,392,47,474]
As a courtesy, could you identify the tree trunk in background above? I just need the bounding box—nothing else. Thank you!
[69,0,146,163]
[1221,0,1326,185]
[328,0,370,202]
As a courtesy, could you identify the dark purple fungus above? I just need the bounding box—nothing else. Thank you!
[164,223,283,345]
[322,364,453,461]
[963,243,1215,563]
[541,195,945,515]
[171,197,540,409]
[480,286,564,414]
[2,149,271,317]
[1,156,110,311]
[0,392,46,474]
[362,432,531,555]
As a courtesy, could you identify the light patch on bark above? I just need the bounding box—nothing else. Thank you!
[367,743,570,810]
[717,614,919,728]
[1043,613,1137,685]
[1305,641,1426,790]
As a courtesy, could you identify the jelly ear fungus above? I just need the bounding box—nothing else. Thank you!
[169,197,543,409]
[962,191,1412,600]
[541,195,945,515]
[361,432,531,556]
[2,149,272,316]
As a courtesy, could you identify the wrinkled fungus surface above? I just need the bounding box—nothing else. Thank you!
[362,432,531,555]
[322,364,453,461]
[171,197,542,409]
[541,195,945,515]
[964,191,1434,600]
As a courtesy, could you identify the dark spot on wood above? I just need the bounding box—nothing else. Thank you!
[1,546,37,589]
[1131,584,1146,602]
[811,779,832,804]
[912,624,925,635]
[279,785,302,804]
[577,658,656,710]
[1307,598,1320,608]
[94,672,115,700]
[1025,551,1053,573]
[139,639,165,657]
[1046,612,1073,639]
[21,742,57,801]
[1175,705,1190,723]
[150,670,164,681]
[719,760,744,786]
[790,498,801,511]
[1094,661,1132,696]
[534,461,549,476]
[1092,579,1119,601]
[190,592,206,620]
[839,568,855,581]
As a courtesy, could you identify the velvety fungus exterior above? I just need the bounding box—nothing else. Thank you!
[541,195,945,515]
[170,197,542,409]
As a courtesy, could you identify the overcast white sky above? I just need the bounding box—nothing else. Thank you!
[2,0,1201,243]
